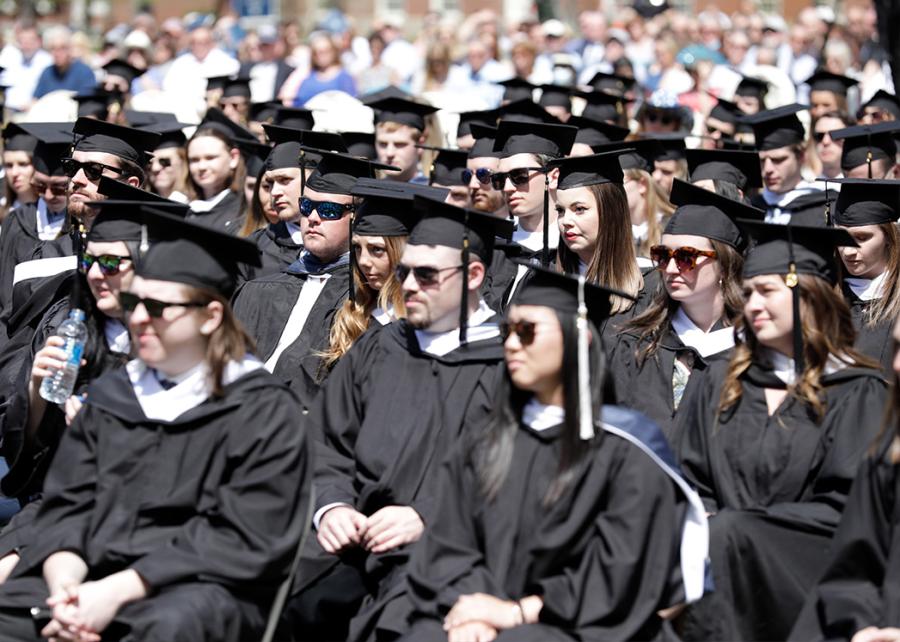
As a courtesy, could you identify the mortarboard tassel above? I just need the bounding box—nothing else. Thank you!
[542,172,550,268]
[348,208,356,304]
[784,226,805,376]
[822,178,832,226]
[576,275,594,440]
[139,223,149,255]
[459,215,470,346]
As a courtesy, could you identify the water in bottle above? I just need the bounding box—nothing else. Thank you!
[39,308,87,405]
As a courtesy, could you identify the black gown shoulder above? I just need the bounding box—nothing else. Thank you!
[842,283,893,374]
[238,222,304,283]
[186,190,246,235]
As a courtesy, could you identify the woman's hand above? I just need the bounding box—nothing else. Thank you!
[0,551,19,584]
[64,395,85,426]
[317,506,368,554]
[30,336,68,392]
[447,620,498,642]
[362,506,424,554]
[444,593,521,631]
[852,627,900,642]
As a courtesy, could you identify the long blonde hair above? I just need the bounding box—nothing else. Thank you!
[626,167,675,258]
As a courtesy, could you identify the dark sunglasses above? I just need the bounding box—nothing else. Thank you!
[490,167,545,190]
[80,253,131,276]
[645,109,676,125]
[706,124,729,137]
[299,196,354,220]
[153,157,172,168]
[119,291,207,318]
[461,167,494,185]
[812,131,840,144]
[500,320,537,346]
[61,158,125,181]
[649,245,718,272]
[30,179,68,196]
[862,108,890,123]
[395,264,462,287]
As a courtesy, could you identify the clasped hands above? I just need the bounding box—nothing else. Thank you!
[317,505,424,555]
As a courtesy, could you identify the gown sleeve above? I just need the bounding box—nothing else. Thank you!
[674,368,721,513]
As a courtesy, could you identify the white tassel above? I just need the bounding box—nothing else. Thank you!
[139,224,149,255]
[576,276,593,440]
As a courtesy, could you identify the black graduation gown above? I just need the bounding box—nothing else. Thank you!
[186,190,246,235]
[232,262,349,411]
[0,204,44,329]
[238,221,304,284]
[599,268,662,343]
[750,190,833,227]
[296,319,507,641]
[400,405,692,642]
[842,283,893,374]
[790,442,900,641]
[0,365,311,642]
[675,360,888,641]
[482,240,559,315]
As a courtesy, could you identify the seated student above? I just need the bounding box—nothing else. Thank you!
[676,223,889,641]
[1,122,38,219]
[701,97,743,150]
[365,95,438,185]
[401,266,708,642]
[685,147,763,202]
[804,70,857,120]
[0,208,311,642]
[857,89,900,124]
[789,316,900,642]
[608,180,765,441]
[421,146,471,208]
[830,121,900,180]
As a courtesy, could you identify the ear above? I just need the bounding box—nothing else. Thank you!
[638,176,648,196]
[467,259,487,292]
[126,175,141,188]
[199,300,225,336]
[228,147,241,170]
[547,166,560,190]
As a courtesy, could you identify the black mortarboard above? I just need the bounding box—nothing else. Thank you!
[668,178,765,248]
[235,138,271,176]
[511,261,626,323]
[341,131,377,160]
[250,101,280,123]
[141,121,190,150]
[496,98,560,124]
[859,90,900,121]
[592,139,663,172]
[195,107,257,144]
[221,76,251,99]
[805,69,857,96]
[126,109,178,128]
[74,90,121,119]
[420,146,469,186]
[830,178,900,226]
[262,124,346,171]
[72,117,160,166]
[273,106,315,130]
[648,133,687,161]
[205,75,230,92]
[548,151,625,188]
[138,206,261,296]
[367,96,438,130]
[587,71,635,95]
[350,178,422,236]
[456,108,498,138]
[33,138,71,176]
[303,148,397,196]
[3,123,38,153]
[568,115,629,149]
[831,121,900,174]
[497,77,537,103]
[709,96,742,124]
[102,59,144,86]
[539,84,573,110]
[734,76,769,101]
[468,123,501,159]
[741,104,807,151]
[575,89,627,122]
[686,148,762,189]
[96,175,178,205]
[86,198,188,243]
[493,120,578,158]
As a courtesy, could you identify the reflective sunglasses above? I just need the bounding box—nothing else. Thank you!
[299,196,354,220]
[80,253,132,276]
[500,320,537,346]
[461,167,494,185]
[490,166,545,190]
[61,158,125,181]
[394,264,462,287]
[119,291,207,318]
[644,109,676,125]
[30,179,68,196]
[649,245,718,271]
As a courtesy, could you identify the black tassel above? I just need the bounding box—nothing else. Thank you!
[459,214,470,346]
[784,225,804,375]
[348,208,356,304]
[542,173,550,268]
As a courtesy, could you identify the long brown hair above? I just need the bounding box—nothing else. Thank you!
[557,182,643,314]
[186,127,246,201]
[319,235,407,372]
[855,222,900,327]
[624,239,744,363]
[625,167,675,258]
[718,274,878,421]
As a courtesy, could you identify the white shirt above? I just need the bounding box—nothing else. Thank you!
[671,307,735,358]
[162,48,240,111]
[36,199,65,241]
[372,305,395,326]
[414,300,498,358]
[761,181,822,224]
[264,273,331,371]
[522,399,565,431]
[248,60,279,103]
[104,319,131,354]
[506,225,560,305]
[190,188,230,214]
[767,349,848,387]
[0,45,52,111]
[285,222,304,245]
[846,272,887,302]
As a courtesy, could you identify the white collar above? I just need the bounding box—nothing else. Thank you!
[846,271,887,302]
[522,398,565,431]
[372,304,395,326]
[761,181,821,207]
[671,307,735,358]
[126,356,264,422]
[767,349,848,386]
[512,224,559,253]
[190,188,231,213]
[36,198,65,240]
[285,221,304,245]
[632,221,649,242]
[636,256,654,270]
[414,300,498,357]
[103,318,131,354]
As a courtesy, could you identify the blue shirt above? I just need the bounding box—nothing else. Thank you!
[33,60,96,99]
[292,69,356,106]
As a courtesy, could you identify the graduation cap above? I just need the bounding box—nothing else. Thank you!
[250,101,280,123]
[220,76,252,99]
[456,108,498,138]
[497,77,537,103]
[126,109,179,128]
[137,206,262,296]
[667,178,765,248]
[592,139,663,173]
[102,59,145,86]
[568,116,629,149]
[496,98,560,124]
[367,96,438,130]
[141,121,189,150]
[734,76,769,101]
[831,121,900,176]
[235,138,271,176]
[262,124,347,172]
[804,69,857,96]
[418,146,469,187]
[493,120,578,158]
[647,133,686,161]
[708,96,742,125]
[303,148,397,196]
[574,89,627,122]
[273,106,315,130]
[858,90,900,121]
[195,107,257,144]
[586,71,635,95]
[3,122,38,153]
[85,198,188,244]
[341,131,377,160]
[740,104,807,151]
[33,138,72,176]
[739,220,857,373]
[686,148,763,190]
[409,193,514,343]
[538,84,573,110]
[467,123,501,159]
[72,117,160,166]
[205,75,230,93]
[547,151,625,189]
[829,178,900,226]
[96,175,178,205]
[350,178,422,236]
[74,90,122,119]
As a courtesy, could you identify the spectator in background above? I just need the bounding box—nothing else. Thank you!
[779,23,818,86]
[509,37,553,85]
[290,32,356,106]
[380,21,421,86]
[411,41,452,95]
[163,26,239,111]
[32,26,97,102]
[240,24,294,103]
[0,21,52,112]
[355,31,397,95]
[567,11,607,70]
[136,36,177,93]
[447,38,507,89]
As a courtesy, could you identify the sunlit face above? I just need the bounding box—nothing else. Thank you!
[68,150,130,225]
[742,274,795,356]
[376,126,421,182]
[846,158,896,179]
[219,97,249,124]
[399,243,466,332]
[704,116,736,148]
[187,135,237,198]
[243,174,256,210]
[258,174,278,225]
[499,153,547,221]
[838,224,889,279]
[148,147,184,194]
[504,304,564,398]
[809,90,840,120]
[759,146,803,193]
[299,187,351,262]
[652,159,680,196]
[467,156,504,214]
[31,171,69,212]
[735,94,761,115]
[658,234,721,306]
[265,167,303,222]
[85,240,133,319]
[556,186,599,262]
[3,150,34,199]
[353,234,392,291]
[623,173,646,224]
[813,117,845,170]
[437,184,471,208]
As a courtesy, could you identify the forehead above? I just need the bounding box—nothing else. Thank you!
[467,156,499,170]
[265,167,302,181]
[759,146,794,160]
[661,233,714,249]
[303,186,353,203]
[499,152,539,170]
[814,117,845,131]
[188,135,229,154]
[129,276,192,298]
[556,185,594,204]
[73,149,122,166]
[87,240,130,255]
[402,243,459,266]
[506,303,558,322]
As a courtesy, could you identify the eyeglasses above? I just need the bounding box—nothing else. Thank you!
[862,108,890,123]
[461,167,494,185]
[644,109,677,125]
[119,292,207,319]
[299,196,355,220]
[499,320,536,346]
[30,179,68,196]
[394,264,462,287]
[152,156,172,169]
[706,124,729,137]
[649,245,718,271]
[80,253,132,276]
[812,131,841,144]
[490,167,545,190]
[61,158,125,181]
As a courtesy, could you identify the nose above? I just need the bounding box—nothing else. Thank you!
[86,260,104,281]
[400,268,418,294]
[71,167,88,186]
[664,256,681,275]
[893,346,900,377]
[468,173,480,189]
[127,300,150,328]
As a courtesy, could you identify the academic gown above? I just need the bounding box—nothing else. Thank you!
[289,319,507,642]
[400,406,701,642]
[186,189,245,235]
[238,221,304,284]
[675,359,888,641]
[232,262,349,412]
[751,190,833,227]
[842,284,893,374]
[0,364,311,642]
[482,240,558,315]
[599,269,662,342]
[790,442,900,641]
[0,204,45,329]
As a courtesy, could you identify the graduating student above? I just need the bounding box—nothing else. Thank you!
[401,266,708,642]
[830,121,900,180]
[466,125,506,217]
[831,179,900,373]
[282,196,512,642]
[649,133,688,197]
[676,222,888,641]
[422,146,471,208]
[701,97,743,149]
[0,208,311,642]
[804,70,858,120]
[454,108,497,150]
[566,116,629,156]
[608,180,764,440]
[858,89,900,124]
[143,120,190,203]
[733,75,769,115]
[366,95,439,185]
[538,84,573,121]
[686,147,763,201]
[1,122,38,220]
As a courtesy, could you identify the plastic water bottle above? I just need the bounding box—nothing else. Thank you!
[39,309,87,405]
